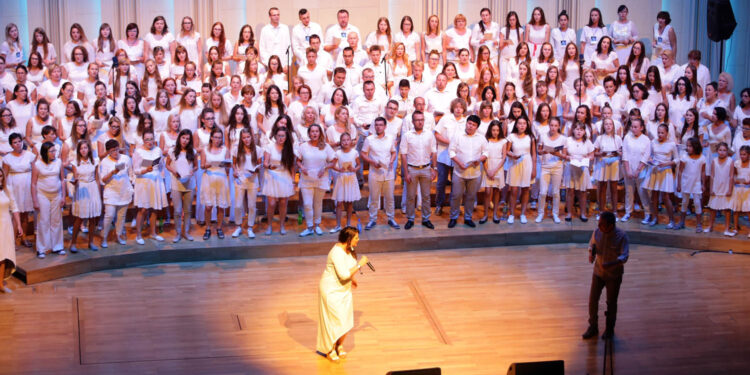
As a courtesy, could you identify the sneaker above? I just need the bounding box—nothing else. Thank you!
[153,235,165,242]
[265,227,273,235]
[552,215,561,224]
[703,226,712,233]
[648,217,657,226]
[299,228,314,237]
[217,229,225,239]
[117,237,127,245]
[695,224,703,233]
[535,214,543,223]
[173,236,181,243]
[232,227,242,238]
[37,252,46,259]
[329,226,342,234]
[101,241,108,249]
[507,215,515,224]
[314,226,323,235]
[387,219,401,229]
[54,249,66,255]
[136,237,145,245]
[247,229,256,239]
[724,230,737,237]
[365,221,377,230]
[279,227,287,235]
[641,216,651,225]
[520,215,527,224]
[595,214,600,221]
[620,213,631,222]
[665,222,676,229]
[89,244,98,251]
[185,233,195,241]
[204,229,212,240]
[674,222,685,230]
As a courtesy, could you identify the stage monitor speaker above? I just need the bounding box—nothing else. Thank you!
[507,360,564,375]
[707,0,737,42]
[386,368,441,375]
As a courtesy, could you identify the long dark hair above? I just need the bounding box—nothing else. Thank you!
[645,66,662,92]
[338,226,360,256]
[227,104,250,145]
[504,11,521,41]
[75,139,95,165]
[173,129,196,164]
[235,128,259,168]
[627,41,646,74]
[264,85,285,116]
[681,108,700,140]
[271,127,295,172]
[671,76,693,101]
[485,120,505,140]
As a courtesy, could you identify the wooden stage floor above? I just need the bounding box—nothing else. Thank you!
[2,243,749,375]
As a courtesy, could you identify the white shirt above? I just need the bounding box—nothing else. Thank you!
[291,21,323,62]
[434,114,466,165]
[449,131,488,179]
[681,63,710,90]
[393,31,422,61]
[325,23,362,54]
[351,96,385,136]
[317,81,353,104]
[595,92,627,117]
[622,133,651,172]
[470,21,500,58]
[580,26,610,63]
[425,88,454,115]
[259,23,292,67]
[384,116,403,141]
[295,141,335,189]
[658,64,682,87]
[407,76,431,99]
[297,63,329,99]
[362,133,396,181]
[400,129,436,166]
[100,155,134,205]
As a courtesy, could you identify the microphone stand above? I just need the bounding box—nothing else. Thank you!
[382,55,388,95]
[286,45,292,94]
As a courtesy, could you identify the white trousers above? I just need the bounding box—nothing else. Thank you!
[36,192,64,253]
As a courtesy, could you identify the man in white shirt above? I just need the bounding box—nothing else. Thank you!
[408,61,431,99]
[296,48,328,99]
[352,81,385,183]
[259,7,292,69]
[324,9,361,55]
[317,67,352,104]
[307,35,333,78]
[393,79,415,119]
[384,99,403,142]
[362,46,387,91]
[681,49,710,90]
[447,115,487,228]
[339,47,363,87]
[335,32,368,67]
[401,97,435,133]
[425,74,454,120]
[361,117,399,230]
[732,119,750,157]
[291,8,323,63]
[351,68,387,103]
[400,110,437,229]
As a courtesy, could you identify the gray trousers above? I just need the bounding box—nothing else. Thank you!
[449,172,481,220]
[406,166,432,221]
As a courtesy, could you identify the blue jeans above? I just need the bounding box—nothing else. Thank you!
[435,162,452,208]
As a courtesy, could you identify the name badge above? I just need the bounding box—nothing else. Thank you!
[305,35,310,42]
[657,37,663,43]
[561,40,567,46]
[16,51,21,58]
[341,32,347,38]
[590,36,597,42]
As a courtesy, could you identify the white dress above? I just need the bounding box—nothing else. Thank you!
[642,140,678,193]
[445,28,472,62]
[117,39,147,79]
[564,138,595,190]
[506,133,533,187]
[482,139,508,188]
[317,243,358,354]
[200,146,231,208]
[609,21,637,64]
[593,135,622,182]
[679,154,706,195]
[0,189,18,280]
[731,160,750,212]
[708,157,732,210]
[132,146,169,209]
[176,32,202,64]
[526,25,547,58]
[6,101,34,138]
[332,149,361,202]
[71,159,102,218]
[261,144,295,198]
[4,150,36,212]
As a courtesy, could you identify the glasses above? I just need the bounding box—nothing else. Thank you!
[1,114,12,118]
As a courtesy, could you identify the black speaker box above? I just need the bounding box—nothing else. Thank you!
[707,0,737,42]
[507,360,564,375]
[386,368,441,375]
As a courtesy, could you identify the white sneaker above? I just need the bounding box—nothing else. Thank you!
[232,227,242,238]
[82,226,88,233]
[247,229,255,239]
[153,235,164,242]
[299,228,314,237]
[641,216,651,225]
[665,222,676,229]
[329,226,342,234]
[595,214,600,221]
[552,215,561,224]
[314,226,323,235]
[724,230,737,237]
[101,241,108,248]
[535,214,543,223]
[507,215,515,224]
[520,215,527,224]
[136,237,145,245]
[172,236,181,243]
[620,213,631,222]
[117,237,127,245]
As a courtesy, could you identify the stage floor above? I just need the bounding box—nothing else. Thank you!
[1,243,749,374]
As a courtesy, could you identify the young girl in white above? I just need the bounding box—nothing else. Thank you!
[642,124,679,227]
[536,117,567,223]
[165,128,198,243]
[676,137,706,231]
[132,130,169,244]
[593,118,623,218]
[480,120,508,223]
[622,118,651,222]
[730,146,750,238]
[99,139,133,248]
[330,132,361,233]
[68,140,101,252]
[705,142,733,235]
[232,128,261,239]
[200,127,231,240]
[563,122,594,221]
[262,127,296,235]
[506,116,536,224]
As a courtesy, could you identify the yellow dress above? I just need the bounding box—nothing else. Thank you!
[316,243,358,354]
[0,188,19,280]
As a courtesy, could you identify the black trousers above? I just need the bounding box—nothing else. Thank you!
[588,273,623,330]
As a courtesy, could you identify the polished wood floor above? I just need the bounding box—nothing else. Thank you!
[1,244,749,375]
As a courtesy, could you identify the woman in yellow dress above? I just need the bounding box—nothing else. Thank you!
[316,226,369,362]
[0,168,24,293]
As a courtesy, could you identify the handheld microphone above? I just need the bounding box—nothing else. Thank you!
[366,261,375,272]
